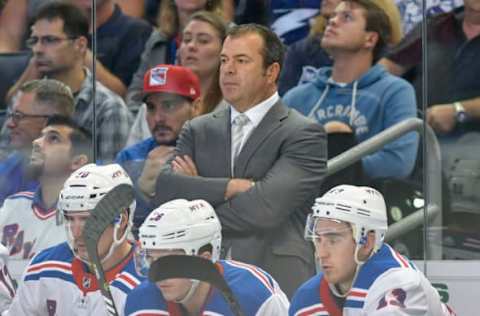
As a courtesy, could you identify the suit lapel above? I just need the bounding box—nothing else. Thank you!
[213,107,233,177]
[234,101,289,176]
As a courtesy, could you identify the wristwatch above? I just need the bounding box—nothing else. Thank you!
[453,102,468,123]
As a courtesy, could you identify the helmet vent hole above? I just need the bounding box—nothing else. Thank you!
[363,200,367,204]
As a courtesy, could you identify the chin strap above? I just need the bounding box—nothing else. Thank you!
[175,279,200,304]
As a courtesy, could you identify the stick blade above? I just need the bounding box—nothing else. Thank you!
[149,255,245,316]
[82,183,134,247]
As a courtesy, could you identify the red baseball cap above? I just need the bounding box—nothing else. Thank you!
[143,64,201,101]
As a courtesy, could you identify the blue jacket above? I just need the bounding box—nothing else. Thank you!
[115,137,158,228]
[283,64,418,179]
[0,151,38,206]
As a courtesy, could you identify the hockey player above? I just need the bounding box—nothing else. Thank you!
[3,163,144,315]
[0,115,91,283]
[125,199,290,315]
[289,184,456,316]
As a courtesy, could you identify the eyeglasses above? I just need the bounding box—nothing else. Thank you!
[26,35,78,48]
[6,110,51,124]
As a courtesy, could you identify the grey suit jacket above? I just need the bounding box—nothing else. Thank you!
[154,100,327,272]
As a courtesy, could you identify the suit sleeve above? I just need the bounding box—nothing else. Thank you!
[153,120,231,207]
[215,121,326,232]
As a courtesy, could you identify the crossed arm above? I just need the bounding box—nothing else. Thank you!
[154,120,327,234]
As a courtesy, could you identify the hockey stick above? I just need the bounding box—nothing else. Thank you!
[82,183,134,316]
[149,255,245,316]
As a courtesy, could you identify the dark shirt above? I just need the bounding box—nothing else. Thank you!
[278,35,333,96]
[95,5,153,86]
[387,7,480,110]
[115,137,159,230]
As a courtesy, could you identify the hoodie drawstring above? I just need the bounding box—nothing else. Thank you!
[349,80,359,126]
[307,84,330,118]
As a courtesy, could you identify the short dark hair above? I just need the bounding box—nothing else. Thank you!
[33,1,89,39]
[45,115,93,162]
[226,23,286,72]
[347,0,391,62]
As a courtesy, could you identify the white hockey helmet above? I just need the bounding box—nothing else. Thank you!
[139,199,222,262]
[306,184,388,252]
[58,163,136,262]
[58,163,135,216]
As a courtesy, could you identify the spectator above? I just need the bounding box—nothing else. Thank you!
[0,115,91,283]
[125,199,290,315]
[0,79,74,205]
[179,11,228,115]
[73,0,153,97]
[279,0,403,95]
[284,0,418,180]
[153,24,327,297]
[116,64,200,228]
[380,1,480,147]
[126,0,225,111]
[127,10,228,145]
[396,0,463,34]
[3,163,144,315]
[289,184,455,315]
[7,2,132,162]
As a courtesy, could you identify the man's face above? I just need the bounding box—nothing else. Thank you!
[313,219,357,289]
[30,125,75,176]
[6,92,54,149]
[321,2,372,55]
[145,93,193,145]
[30,18,81,76]
[220,33,276,111]
[148,249,194,302]
[65,211,115,262]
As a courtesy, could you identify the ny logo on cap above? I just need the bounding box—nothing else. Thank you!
[150,67,169,86]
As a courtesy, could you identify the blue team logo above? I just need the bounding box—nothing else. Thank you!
[377,288,407,310]
[46,299,57,316]
[150,67,168,86]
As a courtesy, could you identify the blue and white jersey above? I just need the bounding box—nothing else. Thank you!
[289,244,453,316]
[0,189,65,282]
[4,242,144,316]
[124,259,289,315]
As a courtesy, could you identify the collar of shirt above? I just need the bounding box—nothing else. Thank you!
[230,92,279,128]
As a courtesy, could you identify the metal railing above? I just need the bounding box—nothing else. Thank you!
[326,117,443,260]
